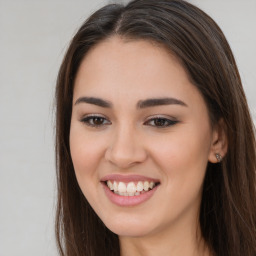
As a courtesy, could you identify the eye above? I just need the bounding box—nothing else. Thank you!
[144,117,178,128]
[80,115,111,127]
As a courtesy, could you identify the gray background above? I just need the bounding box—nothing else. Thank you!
[0,0,255,255]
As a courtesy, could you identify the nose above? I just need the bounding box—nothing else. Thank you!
[104,125,147,169]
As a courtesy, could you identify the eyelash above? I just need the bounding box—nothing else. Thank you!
[80,115,110,127]
[80,115,179,128]
[144,116,179,127]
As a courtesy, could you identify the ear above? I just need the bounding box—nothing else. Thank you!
[208,118,228,163]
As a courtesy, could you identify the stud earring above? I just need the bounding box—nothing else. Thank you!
[215,153,222,163]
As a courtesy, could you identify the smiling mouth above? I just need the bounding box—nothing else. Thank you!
[104,180,160,196]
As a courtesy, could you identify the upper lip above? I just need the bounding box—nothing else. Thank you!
[100,174,160,183]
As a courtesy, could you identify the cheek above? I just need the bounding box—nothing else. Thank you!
[149,124,211,194]
[69,124,106,187]
[144,127,212,226]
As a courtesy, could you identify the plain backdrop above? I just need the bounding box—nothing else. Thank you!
[0,0,255,255]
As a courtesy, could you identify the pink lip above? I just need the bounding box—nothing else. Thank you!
[101,181,159,207]
[101,174,160,183]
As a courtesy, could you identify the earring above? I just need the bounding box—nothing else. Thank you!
[215,153,222,163]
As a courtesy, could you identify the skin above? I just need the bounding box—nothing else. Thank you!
[70,37,227,256]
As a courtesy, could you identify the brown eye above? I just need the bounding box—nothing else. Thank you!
[81,115,111,127]
[93,117,105,125]
[145,117,178,128]
[154,118,168,126]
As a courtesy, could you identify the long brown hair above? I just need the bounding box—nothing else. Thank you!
[55,0,256,255]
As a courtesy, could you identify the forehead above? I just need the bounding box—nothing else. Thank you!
[73,36,203,109]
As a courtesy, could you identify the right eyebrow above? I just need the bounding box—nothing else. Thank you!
[74,97,113,108]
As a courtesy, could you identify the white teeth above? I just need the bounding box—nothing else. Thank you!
[127,182,136,193]
[106,180,158,195]
[144,181,149,191]
[137,181,144,192]
[113,181,118,192]
[118,182,127,193]
[107,181,113,190]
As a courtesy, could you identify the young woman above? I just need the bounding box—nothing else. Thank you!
[55,0,256,255]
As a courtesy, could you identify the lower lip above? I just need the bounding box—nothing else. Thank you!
[102,182,159,207]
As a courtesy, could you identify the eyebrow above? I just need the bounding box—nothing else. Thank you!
[74,97,113,108]
[74,96,187,108]
[137,97,187,108]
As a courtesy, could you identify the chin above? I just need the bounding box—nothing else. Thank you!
[102,214,156,237]
[108,224,152,237]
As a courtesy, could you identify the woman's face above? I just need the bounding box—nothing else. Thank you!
[70,37,217,237]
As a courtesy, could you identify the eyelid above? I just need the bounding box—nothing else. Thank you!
[80,114,111,127]
[79,114,179,128]
[144,115,179,127]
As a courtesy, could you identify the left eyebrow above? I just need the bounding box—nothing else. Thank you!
[137,97,188,109]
